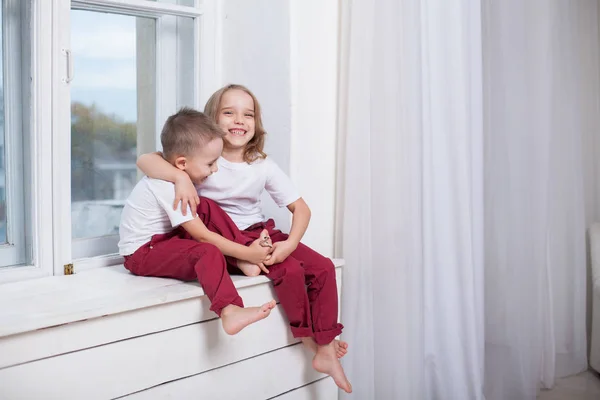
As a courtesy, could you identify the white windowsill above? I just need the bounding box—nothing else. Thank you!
[0,258,345,339]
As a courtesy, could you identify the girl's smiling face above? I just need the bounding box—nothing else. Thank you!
[217,89,256,152]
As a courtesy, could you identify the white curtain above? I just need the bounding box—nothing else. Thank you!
[336,1,485,399]
[483,1,598,398]
[336,0,600,399]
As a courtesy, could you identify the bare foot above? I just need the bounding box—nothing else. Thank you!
[312,342,352,393]
[220,301,276,335]
[335,340,349,358]
[237,260,262,277]
[301,337,349,358]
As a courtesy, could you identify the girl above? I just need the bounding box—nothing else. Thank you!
[137,84,352,393]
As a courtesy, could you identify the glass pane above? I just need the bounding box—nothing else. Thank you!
[71,11,155,240]
[0,4,6,245]
[176,16,195,109]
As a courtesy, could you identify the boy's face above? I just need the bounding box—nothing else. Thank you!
[182,137,223,185]
[217,89,256,151]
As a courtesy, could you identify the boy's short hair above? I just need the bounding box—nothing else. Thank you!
[160,107,225,161]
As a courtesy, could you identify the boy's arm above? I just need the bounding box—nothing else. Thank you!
[181,218,271,266]
[264,198,311,266]
[138,152,199,216]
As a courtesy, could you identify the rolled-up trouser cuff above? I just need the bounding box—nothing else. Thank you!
[290,326,315,339]
[210,295,244,317]
[314,323,344,345]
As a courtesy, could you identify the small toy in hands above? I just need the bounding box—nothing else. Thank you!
[260,234,273,248]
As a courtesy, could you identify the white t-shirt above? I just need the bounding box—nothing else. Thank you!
[118,177,194,256]
[199,157,300,230]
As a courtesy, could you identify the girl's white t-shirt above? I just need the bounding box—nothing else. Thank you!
[199,156,300,230]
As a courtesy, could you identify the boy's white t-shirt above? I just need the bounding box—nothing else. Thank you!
[199,157,300,230]
[118,177,194,256]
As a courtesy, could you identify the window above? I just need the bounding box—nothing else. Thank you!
[0,0,218,280]
[53,0,216,272]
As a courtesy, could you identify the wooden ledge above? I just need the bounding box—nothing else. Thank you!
[0,259,345,338]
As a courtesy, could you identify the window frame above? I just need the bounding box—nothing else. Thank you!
[0,0,26,268]
[0,0,220,282]
[0,0,55,283]
[52,0,220,275]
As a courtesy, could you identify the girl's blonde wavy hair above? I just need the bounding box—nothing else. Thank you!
[204,84,267,163]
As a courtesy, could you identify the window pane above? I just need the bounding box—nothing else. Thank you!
[176,16,195,109]
[0,0,27,268]
[71,11,155,240]
[70,10,196,245]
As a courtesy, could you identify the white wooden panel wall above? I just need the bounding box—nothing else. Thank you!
[0,282,272,369]
[275,378,338,400]
[0,265,343,400]
[123,344,326,400]
[1,307,293,399]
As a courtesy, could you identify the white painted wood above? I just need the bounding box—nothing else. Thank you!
[0,267,342,368]
[0,259,344,399]
[72,0,203,18]
[273,377,338,400]
[123,343,326,400]
[0,278,283,369]
[51,0,73,276]
[17,0,55,281]
[0,264,48,285]
[73,253,125,270]
[0,260,344,338]
[0,306,295,399]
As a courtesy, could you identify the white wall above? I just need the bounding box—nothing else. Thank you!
[220,0,339,256]
[289,0,339,257]
[221,0,293,232]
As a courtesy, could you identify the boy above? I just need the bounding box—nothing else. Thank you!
[118,108,275,335]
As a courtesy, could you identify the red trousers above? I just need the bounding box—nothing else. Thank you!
[198,197,343,345]
[123,230,244,317]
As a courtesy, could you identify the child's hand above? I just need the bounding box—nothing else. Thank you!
[264,240,296,266]
[174,175,199,217]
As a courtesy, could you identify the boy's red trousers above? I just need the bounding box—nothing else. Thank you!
[123,229,243,317]
[124,197,343,345]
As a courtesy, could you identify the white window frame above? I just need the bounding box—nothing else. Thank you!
[52,0,220,275]
[0,0,55,283]
[0,0,26,268]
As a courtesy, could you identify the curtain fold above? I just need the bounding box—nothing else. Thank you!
[483,1,596,398]
[337,0,599,399]
[337,1,485,398]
